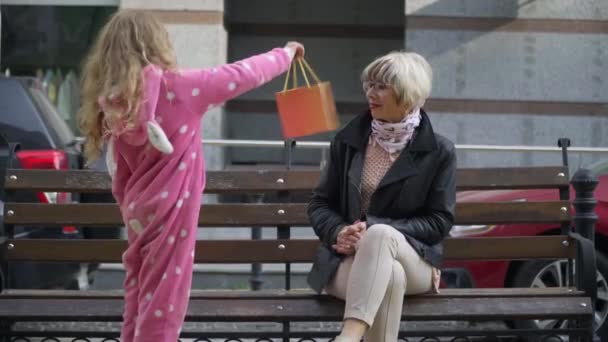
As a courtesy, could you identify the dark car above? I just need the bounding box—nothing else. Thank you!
[0,76,118,290]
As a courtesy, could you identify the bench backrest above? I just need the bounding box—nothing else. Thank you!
[1,166,576,266]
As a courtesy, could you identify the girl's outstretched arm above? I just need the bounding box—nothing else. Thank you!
[181,42,304,114]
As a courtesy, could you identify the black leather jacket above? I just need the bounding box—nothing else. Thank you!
[306,109,457,293]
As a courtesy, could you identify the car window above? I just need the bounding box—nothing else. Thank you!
[588,159,608,177]
[26,86,75,148]
[0,78,53,149]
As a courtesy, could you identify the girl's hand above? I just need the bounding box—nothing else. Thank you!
[284,41,305,59]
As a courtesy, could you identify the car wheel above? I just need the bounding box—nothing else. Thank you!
[510,252,608,339]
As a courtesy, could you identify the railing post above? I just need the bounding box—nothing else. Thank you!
[320,146,329,170]
[0,135,18,293]
[571,168,599,338]
[557,138,575,288]
[249,188,266,291]
[558,137,571,168]
[0,134,8,294]
[278,139,295,342]
[571,168,598,256]
[249,226,263,291]
[0,135,19,342]
[279,139,295,291]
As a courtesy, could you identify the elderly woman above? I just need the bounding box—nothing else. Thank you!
[307,51,457,342]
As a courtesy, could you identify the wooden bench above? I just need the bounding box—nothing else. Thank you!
[0,147,600,341]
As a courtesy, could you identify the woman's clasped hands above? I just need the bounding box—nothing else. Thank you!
[332,221,367,256]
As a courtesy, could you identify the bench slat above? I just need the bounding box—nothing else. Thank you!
[3,201,570,226]
[4,203,308,227]
[456,166,569,190]
[0,287,583,299]
[3,236,576,263]
[4,166,569,193]
[456,200,570,224]
[0,296,591,321]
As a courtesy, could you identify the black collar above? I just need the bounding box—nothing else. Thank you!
[335,109,438,153]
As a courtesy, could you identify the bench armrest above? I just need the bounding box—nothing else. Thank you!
[0,236,6,258]
[0,236,6,292]
[569,232,597,302]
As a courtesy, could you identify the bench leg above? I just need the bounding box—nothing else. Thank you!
[568,319,582,342]
[0,320,12,342]
[281,321,290,342]
[574,317,595,342]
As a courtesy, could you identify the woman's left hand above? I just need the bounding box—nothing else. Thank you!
[332,243,356,256]
[332,221,366,255]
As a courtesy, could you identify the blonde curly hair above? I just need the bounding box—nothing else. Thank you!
[78,10,176,162]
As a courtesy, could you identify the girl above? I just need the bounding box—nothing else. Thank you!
[78,10,304,342]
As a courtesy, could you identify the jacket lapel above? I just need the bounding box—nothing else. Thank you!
[346,150,364,220]
[376,151,419,189]
[336,110,370,194]
[347,151,364,191]
[334,111,372,152]
[334,109,439,201]
[335,111,371,221]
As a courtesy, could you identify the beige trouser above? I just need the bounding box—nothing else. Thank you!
[325,224,433,342]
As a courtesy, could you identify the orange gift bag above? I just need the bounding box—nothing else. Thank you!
[275,58,339,139]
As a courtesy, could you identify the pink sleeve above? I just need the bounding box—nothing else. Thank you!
[181,47,293,113]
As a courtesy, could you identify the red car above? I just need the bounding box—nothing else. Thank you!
[443,159,608,338]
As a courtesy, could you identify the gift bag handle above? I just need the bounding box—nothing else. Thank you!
[282,60,295,93]
[300,58,321,84]
[281,57,322,93]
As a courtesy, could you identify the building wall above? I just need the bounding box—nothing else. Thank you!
[406,0,608,168]
[225,0,403,165]
[113,1,608,169]
[121,0,227,170]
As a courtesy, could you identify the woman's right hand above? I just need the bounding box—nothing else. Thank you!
[332,222,366,255]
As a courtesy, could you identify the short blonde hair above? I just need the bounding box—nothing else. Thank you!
[361,51,432,110]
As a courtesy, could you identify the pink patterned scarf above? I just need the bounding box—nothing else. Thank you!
[370,107,421,159]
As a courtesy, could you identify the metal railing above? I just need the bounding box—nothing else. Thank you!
[72,135,608,154]
[75,136,608,153]
[202,138,608,153]
[202,138,608,170]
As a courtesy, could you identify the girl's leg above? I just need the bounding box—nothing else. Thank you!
[120,229,144,342]
[132,214,197,342]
